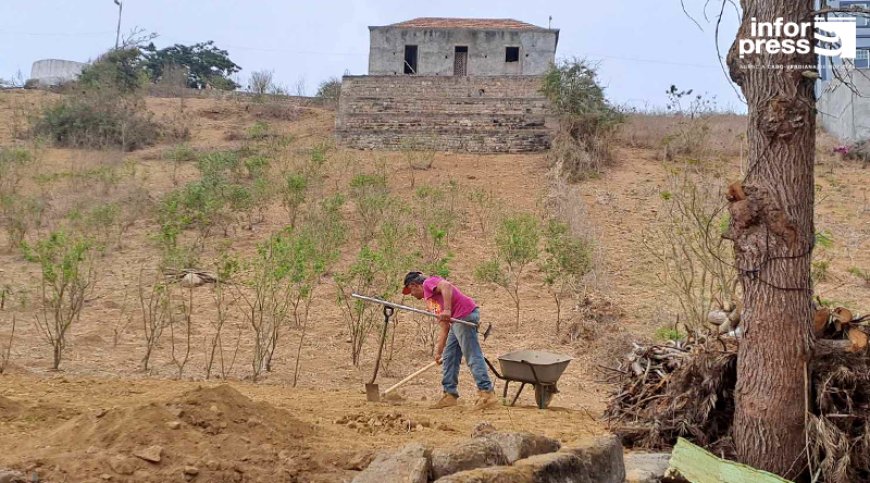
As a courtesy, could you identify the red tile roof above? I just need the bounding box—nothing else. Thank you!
[388,17,547,31]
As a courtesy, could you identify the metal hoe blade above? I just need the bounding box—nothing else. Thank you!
[365,383,380,402]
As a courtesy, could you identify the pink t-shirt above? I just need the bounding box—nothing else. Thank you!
[422,276,477,320]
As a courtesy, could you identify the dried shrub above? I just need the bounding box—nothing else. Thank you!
[643,162,737,331]
[315,77,341,106]
[541,58,624,181]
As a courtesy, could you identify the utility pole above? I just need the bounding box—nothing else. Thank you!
[114,0,123,49]
[548,16,552,29]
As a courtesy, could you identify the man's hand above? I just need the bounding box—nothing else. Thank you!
[434,345,444,365]
[439,311,452,324]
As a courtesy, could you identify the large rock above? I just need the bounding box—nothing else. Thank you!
[477,431,561,464]
[353,443,431,483]
[623,452,670,483]
[431,438,509,480]
[0,470,25,483]
[435,452,585,482]
[559,434,625,483]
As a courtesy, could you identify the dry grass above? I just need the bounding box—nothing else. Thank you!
[616,114,747,159]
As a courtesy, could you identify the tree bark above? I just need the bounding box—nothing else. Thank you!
[726,1,815,478]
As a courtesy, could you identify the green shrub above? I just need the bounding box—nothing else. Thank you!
[0,194,45,250]
[77,48,146,94]
[33,94,160,151]
[655,326,685,342]
[315,77,341,104]
[475,214,540,327]
[21,231,94,370]
[540,220,593,332]
[282,173,308,227]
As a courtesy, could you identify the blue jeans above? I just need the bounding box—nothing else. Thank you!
[441,308,493,396]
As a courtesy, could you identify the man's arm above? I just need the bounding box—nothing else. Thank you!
[433,280,454,364]
[437,280,454,322]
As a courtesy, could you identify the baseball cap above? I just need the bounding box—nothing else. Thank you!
[402,271,424,294]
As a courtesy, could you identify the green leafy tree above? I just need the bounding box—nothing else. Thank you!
[22,232,94,370]
[142,41,241,90]
[475,214,540,327]
[77,47,145,94]
[540,220,593,332]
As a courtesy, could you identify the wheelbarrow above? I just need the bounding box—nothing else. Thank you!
[484,350,572,409]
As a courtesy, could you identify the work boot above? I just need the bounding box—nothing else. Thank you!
[429,393,458,409]
[473,390,498,410]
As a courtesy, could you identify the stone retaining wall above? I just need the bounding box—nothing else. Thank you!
[335,75,553,153]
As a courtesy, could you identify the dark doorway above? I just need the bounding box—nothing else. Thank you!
[404,45,418,74]
[454,46,468,76]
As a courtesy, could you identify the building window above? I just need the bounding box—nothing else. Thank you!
[404,45,418,74]
[505,47,520,62]
[856,48,870,69]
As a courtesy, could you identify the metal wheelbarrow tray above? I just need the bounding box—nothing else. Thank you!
[484,350,572,409]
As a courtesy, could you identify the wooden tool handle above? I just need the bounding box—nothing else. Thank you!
[383,361,438,395]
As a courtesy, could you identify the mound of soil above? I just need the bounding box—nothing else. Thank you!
[17,385,318,482]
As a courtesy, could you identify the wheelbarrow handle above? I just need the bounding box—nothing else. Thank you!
[484,357,504,380]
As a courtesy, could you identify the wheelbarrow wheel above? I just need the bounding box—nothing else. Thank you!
[534,385,555,409]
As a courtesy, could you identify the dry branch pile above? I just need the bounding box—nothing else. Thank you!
[603,305,870,483]
[602,336,737,451]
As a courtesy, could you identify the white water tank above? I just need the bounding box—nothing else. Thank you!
[29,59,88,86]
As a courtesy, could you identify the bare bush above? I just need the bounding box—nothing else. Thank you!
[168,284,194,379]
[0,315,15,374]
[248,70,275,96]
[138,269,170,372]
[643,163,737,330]
[205,253,238,379]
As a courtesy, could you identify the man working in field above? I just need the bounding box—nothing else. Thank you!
[402,271,497,409]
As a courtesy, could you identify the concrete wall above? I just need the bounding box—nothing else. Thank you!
[335,75,553,153]
[368,27,557,76]
[30,59,88,86]
[818,67,870,141]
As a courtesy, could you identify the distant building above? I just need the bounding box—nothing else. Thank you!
[816,0,870,141]
[367,17,559,76]
[30,59,88,87]
[336,17,557,153]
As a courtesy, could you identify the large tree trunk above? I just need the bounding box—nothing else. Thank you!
[726,1,815,478]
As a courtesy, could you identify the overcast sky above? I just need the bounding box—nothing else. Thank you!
[0,0,744,111]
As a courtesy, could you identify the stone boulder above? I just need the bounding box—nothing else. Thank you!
[477,431,561,464]
[0,470,25,483]
[435,452,585,482]
[559,434,625,483]
[352,443,431,483]
[431,438,509,480]
[623,452,671,483]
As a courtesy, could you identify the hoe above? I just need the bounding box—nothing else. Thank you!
[351,293,492,402]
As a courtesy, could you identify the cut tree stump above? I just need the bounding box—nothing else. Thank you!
[847,328,869,353]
